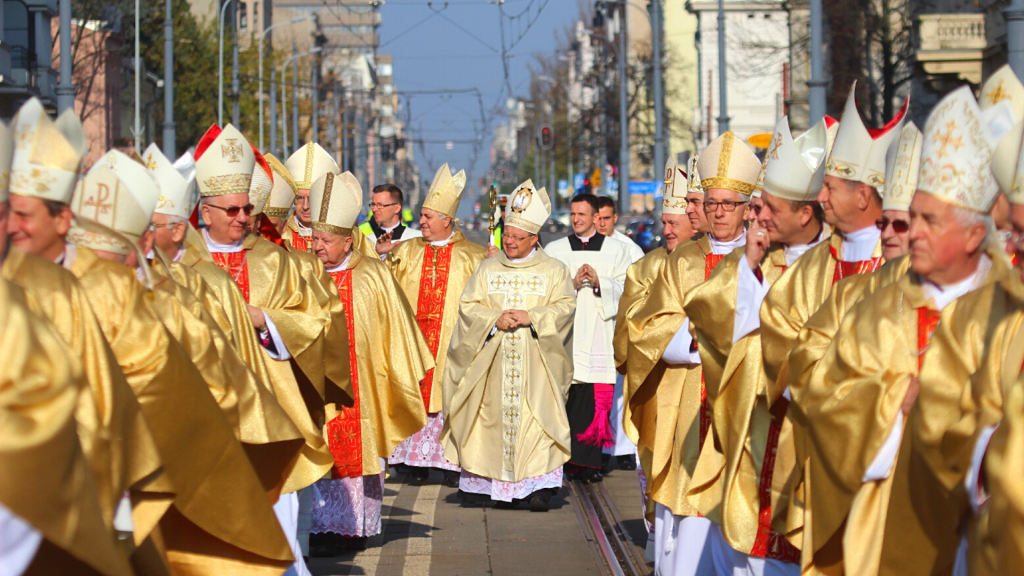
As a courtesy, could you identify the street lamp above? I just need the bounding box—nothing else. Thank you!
[281,46,322,157]
[217,0,232,126]
[259,15,310,152]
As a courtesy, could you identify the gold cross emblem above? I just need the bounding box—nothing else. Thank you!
[985,80,1009,105]
[935,120,963,159]
[768,132,783,160]
[83,182,113,217]
[221,138,244,163]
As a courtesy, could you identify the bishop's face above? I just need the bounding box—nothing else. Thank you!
[419,207,452,243]
[661,212,692,252]
[294,189,312,226]
[6,194,72,262]
[311,230,353,269]
[201,193,251,245]
[704,188,747,242]
[502,226,538,259]
[685,192,710,234]
[908,191,986,285]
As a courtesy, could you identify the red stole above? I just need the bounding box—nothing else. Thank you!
[413,243,455,411]
[830,244,883,284]
[325,269,363,478]
[698,252,728,448]
[258,216,285,247]
[211,251,250,302]
[291,230,310,252]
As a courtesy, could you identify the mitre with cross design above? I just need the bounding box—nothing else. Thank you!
[194,123,255,197]
[686,155,702,194]
[917,85,1000,213]
[263,153,298,218]
[0,120,14,203]
[8,97,87,204]
[285,142,340,190]
[695,130,761,199]
[310,170,362,236]
[145,144,198,220]
[981,65,1024,122]
[250,147,274,215]
[661,156,689,215]
[423,162,467,218]
[762,115,829,203]
[982,66,1024,204]
[882,123,923,212]
[504,179,551,235]
[68,149,161,256]
[826,81,909,191]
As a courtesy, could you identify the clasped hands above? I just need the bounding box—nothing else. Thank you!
[572,264,600,291]
[495,309,531,331]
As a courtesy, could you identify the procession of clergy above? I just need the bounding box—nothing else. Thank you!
[6,62,1024,576]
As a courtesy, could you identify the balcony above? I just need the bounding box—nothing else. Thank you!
[916,14,989,86]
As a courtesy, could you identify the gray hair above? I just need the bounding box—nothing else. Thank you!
[951,204,993,247]
[163,215,187,226]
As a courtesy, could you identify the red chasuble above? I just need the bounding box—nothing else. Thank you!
[291,231,310,253]
[325,269,363,478]
[413,244,454,410]
[211,251,250,302]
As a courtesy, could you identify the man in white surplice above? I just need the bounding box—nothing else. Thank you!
[546,193,632,483]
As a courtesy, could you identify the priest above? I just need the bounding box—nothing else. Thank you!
[306,170,432,554]
[363,183,422,257]
[547,193,632,482]
[386,163,487,486]
[441,179,576,511]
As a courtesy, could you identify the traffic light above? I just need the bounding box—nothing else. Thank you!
[539,125,554,150]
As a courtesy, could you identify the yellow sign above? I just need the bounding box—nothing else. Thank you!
[591,168,602,188]
[747,133,773,149]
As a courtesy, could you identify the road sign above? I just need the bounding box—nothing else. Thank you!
[557,179,570,199]
[629,181,658,196]
[591,168,602,188]
[747,133,773,149]
[573,173,584,190]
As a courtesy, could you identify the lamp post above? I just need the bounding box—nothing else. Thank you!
[280,46,321,157]
[808,0,826,123]
[163,0,175,155]
[217,0,232,125]
[1007,0,1024,77]
[56,0,73,114]
[651,0,664,219]
[259,16,309,152]
[716,0,729,134]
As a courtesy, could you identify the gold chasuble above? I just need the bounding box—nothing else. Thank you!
[683,245,800,562]
[983,380,1024,576]
[1,248,161,530]
[285,213,377,259]
[0,278,131,576]
[66,244,294,574]
[387,229,487,413]
[441,247,576,482]
[626,234,725,516]
[803,253,1007,576]
[323,251,432,477]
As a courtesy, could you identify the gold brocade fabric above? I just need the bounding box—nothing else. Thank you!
[66,245,293,571]
[803,254,1007,574]
[626,235,712,516]
[0,248,161,533]
[324,251,433,475]
[352,226,381,259]
[441,247,576,482]
[0,278,131,576]
[983,380,1024,576]
[387,230,487,413]
[281,215,309,253]
[614,247,667,373]
[184,232,336,494]
[684,245,790,553]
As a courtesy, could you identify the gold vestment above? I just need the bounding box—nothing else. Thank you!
[983,378,1024,575]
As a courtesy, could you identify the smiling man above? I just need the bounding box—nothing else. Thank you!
[546,192,633,482]
[363,183,423,258]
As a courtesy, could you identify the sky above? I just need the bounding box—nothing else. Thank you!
[378,0,582,210]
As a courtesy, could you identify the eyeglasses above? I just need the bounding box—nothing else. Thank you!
[502,232,531,242]
[206,203,254,218]
[369,202,399,210]
[876,217,909,234]
[704,200,748,213]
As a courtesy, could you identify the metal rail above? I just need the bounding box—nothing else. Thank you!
[568,479,650,576]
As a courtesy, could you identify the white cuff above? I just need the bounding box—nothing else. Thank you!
[863,412,904,482]
[733,259,770,344]
[0,502,42,576]
[662,319,702,365]
[966,424,998,514]
[262,314,292,361]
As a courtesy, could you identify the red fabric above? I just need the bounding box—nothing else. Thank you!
[866,97,909,139]
[325,269,363,478]
[829,245,883,285]
[257,215,284,247]
[251,144,272,183]
[210,251,250,302]
[577,383,615,448]
[824,115,839,129]
[189,204,200,229]
[193,124,221,160]
[750,398,802,562]
[917,307,941,371]
[697,252,729,447]
[291,230,310,252]
[414,243,454,410]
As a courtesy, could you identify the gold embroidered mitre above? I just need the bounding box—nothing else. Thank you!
[310,170,361,236]
[825,81,909,190]
[982,66,1024,204]
[695,131,761,198]
[263,153,297,218]
[194,124,255,197]
[9,97,87,203]
[145,144,197,220]
[762,115,828,202]
[504,178,550,235]
[918,85,1000,213]
[882,123,923,211]
[981,64,1024,121]
[662,156,689,214]
[69,150,160,255]
[686,155,703,194]
[422,162,466,218]
[0,120,13,202]
[250,148,273,215]
[285,142,339,190]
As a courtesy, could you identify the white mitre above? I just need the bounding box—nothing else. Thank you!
[9,97,87,204]
[882,123,923,212]
[310,170,362,235]
[145,144,197,220]
[286,142,340,190]
[0,120,13,203]
[982,66,1024,204]
[68,150,160,255]
[505,179,551,235]
[826,81,909,190]
[762,115,828,202]
[194,123,255,197]
[661,156,689,215]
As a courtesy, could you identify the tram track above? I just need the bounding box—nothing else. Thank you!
[568,479,651,576]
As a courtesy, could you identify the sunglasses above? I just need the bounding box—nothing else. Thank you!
[207,203,255,218]
[876,217,909,234]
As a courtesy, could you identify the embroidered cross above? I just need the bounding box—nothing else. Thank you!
[221,138,244,163]
[935,120,963,159]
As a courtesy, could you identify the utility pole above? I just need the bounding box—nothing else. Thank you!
[134,0,141,151]
[808,0,826,124]
[162,0,175,155]
[652,0,665,218]
[270,66,277,155]
[231,0,240,126]
[292,43,299,152]
[311,56,319,144]
[327,86,336,155]
[1007,0,1024,77]
[618,2,630,214]
[56,0,74,114]
[716,0,729,134]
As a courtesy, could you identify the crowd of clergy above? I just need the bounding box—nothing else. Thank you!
[5,64,1024,576]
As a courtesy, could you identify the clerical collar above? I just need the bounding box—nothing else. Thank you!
[509,248,537,263]
[172,246,185,263]
[370,219,405,240]
[922,254,991,312]
[203,228,244,253]
[295,218,313,238]
[430,230,456,247]
[709,232,746,255]
[325,252,353,273]
[841,225,881,262]
[60,243,77,271]
[576,231,596,243]
[783,227,828,266]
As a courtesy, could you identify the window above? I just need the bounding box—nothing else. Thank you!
[254,2,259,27]
[238,2,248,31]
[4,0,34,69]
[377,63,392,76]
